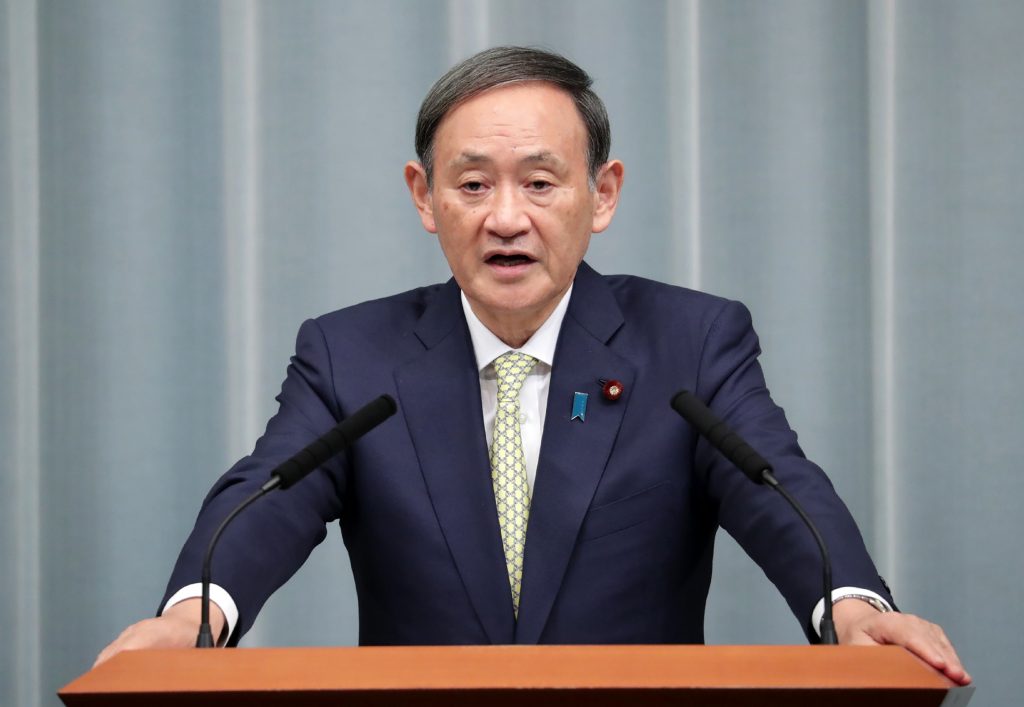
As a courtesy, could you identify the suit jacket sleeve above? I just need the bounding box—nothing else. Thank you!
[692,300,892,640]
[160,318,347,645]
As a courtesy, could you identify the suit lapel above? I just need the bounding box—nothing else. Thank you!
[393,280,515,644]
[515,263,636,643]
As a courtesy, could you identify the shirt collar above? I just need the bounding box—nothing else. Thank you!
[461,284,573,372]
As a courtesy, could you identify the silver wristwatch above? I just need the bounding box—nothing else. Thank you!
[833,593,892,613]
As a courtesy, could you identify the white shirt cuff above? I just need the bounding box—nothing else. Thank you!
[162,583,239,646]
[811,586,893,637]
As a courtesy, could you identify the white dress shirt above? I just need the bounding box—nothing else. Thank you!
[461,285,572,494]
[164,282,887,641]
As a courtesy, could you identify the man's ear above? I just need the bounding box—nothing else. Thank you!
[404,161,437,234]
[591,160,625,234]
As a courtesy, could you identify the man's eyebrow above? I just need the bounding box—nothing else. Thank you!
[448,150,568,169]
[449,152,492,168]
[519,150,566,168]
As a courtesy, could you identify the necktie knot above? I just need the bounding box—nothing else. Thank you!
[492,351,537,402]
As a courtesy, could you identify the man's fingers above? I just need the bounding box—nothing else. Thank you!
[92,644,114,669]
[92,615,200,668]
[94,622,151,668]
[854,613,970,685]
[924,623,970,684]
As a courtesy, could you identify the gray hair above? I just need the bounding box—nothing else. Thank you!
[415,46,611,186]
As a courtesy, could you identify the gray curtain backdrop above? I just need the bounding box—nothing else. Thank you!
[2,1,1021,705]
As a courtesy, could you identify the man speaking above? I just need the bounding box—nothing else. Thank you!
[96,46,969,684]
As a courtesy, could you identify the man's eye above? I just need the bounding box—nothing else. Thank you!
[462,181,485,193]
[529,180,552,191]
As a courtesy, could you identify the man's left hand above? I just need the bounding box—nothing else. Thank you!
[833,598,971,685]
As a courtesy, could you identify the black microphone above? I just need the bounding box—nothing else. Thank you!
[195,394,398,647]
[670,390,838,645]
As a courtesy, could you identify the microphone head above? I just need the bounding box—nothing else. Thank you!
[670,390,771,484]
[271,394,398,490]
[671,390,715,436]
[346,394,398,438]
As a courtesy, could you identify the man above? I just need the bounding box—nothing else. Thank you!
[97,47,969,684]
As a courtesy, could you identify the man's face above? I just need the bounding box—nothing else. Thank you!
[406,82,622,342]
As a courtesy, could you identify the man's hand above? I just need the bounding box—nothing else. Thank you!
[93,598,226,668]
[833,598,971,685]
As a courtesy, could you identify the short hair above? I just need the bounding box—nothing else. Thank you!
[415,46,611,186]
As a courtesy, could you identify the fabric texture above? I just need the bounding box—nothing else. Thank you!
[489,351,537,616]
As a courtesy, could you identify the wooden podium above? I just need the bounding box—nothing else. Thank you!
[59,645,973,706]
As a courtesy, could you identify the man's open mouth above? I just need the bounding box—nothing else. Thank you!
[486,254,534,267]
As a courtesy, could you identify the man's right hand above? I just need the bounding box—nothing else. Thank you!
[93,598,226,668]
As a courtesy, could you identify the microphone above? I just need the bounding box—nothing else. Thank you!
[195,394,398,647]
[670,390,838,645]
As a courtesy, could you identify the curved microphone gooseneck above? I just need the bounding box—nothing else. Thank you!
[195,394,398,647]
[670,390,837,645]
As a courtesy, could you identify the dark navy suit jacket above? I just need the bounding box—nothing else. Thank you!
[163,262,890,646]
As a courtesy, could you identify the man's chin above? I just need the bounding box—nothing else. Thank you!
[471,287,565,326]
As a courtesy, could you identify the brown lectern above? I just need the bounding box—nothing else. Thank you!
[59,645,973,707]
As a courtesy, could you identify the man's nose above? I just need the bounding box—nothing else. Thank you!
[483,185,531,238]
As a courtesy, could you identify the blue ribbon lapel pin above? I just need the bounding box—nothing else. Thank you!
[571,392,589,422]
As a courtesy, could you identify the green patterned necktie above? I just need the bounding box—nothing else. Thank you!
[489,351,537,617]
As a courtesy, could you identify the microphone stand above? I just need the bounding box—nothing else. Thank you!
[760,470,837,644]
[671,390,837,645]
[194,394,397,647]
[195,485,272,647]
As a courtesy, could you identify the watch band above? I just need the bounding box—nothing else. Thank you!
[833,593,892,613]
